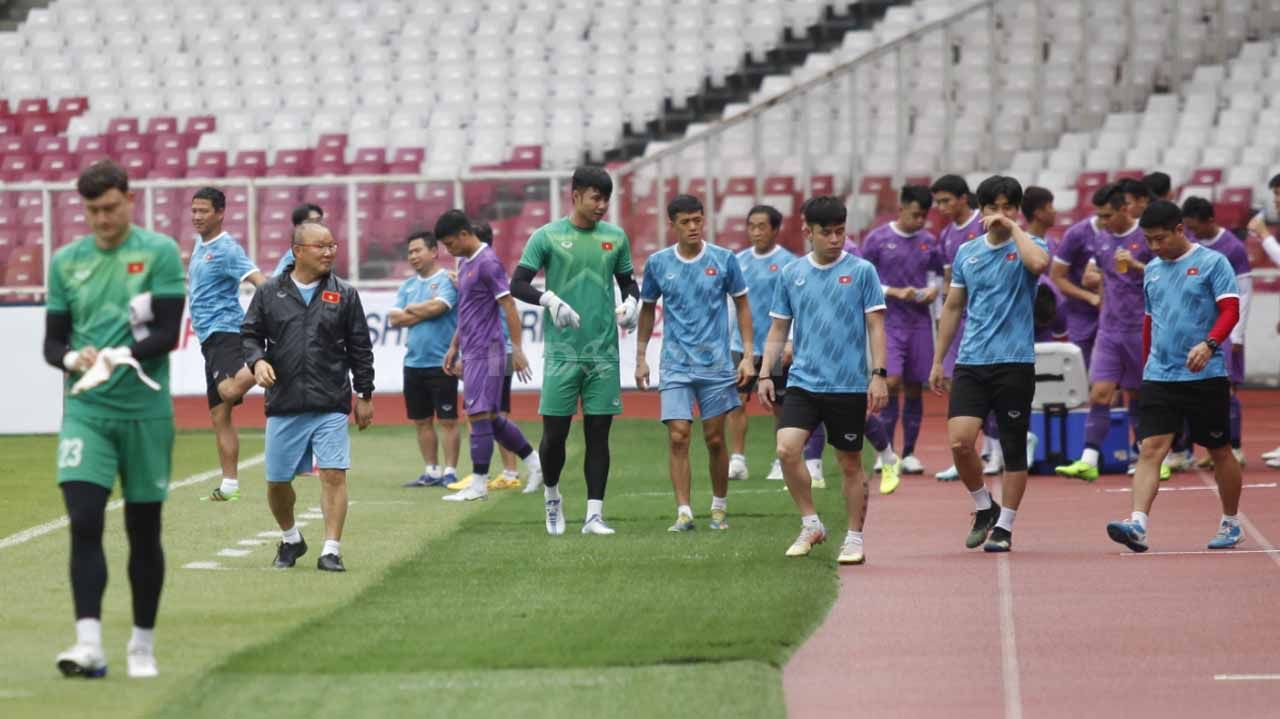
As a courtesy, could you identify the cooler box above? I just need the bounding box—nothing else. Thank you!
[1030,407,1132,475]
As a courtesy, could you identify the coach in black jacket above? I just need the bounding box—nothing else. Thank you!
[241,222,374,573]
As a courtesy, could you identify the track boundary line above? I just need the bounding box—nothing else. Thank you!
[996,553,1023,719]
[0,453,265,552]
[1214,674,1280,681]
[1193,469,1280,571]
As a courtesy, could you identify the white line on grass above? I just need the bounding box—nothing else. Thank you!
[0,454,265,552]
[1195,470,1280,571]
[1214,674,1280,681]
[1104,482,1277,493]
[216,548,252,557]
[182,561,224,570]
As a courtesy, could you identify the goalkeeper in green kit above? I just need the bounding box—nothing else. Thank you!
[42,161,186,679]
[511,167,641,535]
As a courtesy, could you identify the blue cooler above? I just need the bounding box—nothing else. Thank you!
[1029,342,1131,475]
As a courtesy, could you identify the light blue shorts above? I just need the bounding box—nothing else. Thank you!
[265,412,350,482]
[659,371,741,423]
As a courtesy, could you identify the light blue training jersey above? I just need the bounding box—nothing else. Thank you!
[394,269,459,368]
[1143,244,1238,382]
[640,242,748,377]
[731,245,796,355]
[769,251,886,393]
[273,248,294,276]
[949,233,1047,366]
[187,231,257,342]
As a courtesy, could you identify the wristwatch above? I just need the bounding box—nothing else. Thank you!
[1205,338,1220,352]
[871,368,888,378]
[359,391,373,400]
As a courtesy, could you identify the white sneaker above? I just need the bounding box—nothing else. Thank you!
[1262,446,1280,461]
[900,455,924,474]
[765,459,784,480]
[581,514,616,535]
[126,645,158,678]
[522,466,544,494]
[935,465,959,481]
[56,643,106,678]
[785,523,827,557]
[442,486,488,502]
[837,539,865,565]
[982,454,1003,476]
[728,456,748,481]
[544,497,565,535]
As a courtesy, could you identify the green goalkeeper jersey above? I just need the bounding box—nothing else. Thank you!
[47,227,186,419]
[518,217,633,363]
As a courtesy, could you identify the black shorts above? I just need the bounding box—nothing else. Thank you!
[404,366,459,420]
[731,351,787,399]
[1138,378,1230,449]
[779,387,867,451]
[201,332,246,409]
[948,363,1035,472]
[502,354,513,414]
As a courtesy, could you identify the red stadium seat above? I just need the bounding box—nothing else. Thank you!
[267,149,312,177]
[903,175,931,189]
[75,135,108,154]
[313,147,348,175]
[16,98,50,116]
[52,97,88,131]
[34,135,69,155]
[1112,169,1143,181]
[228,151,268,178]
[302,184,346,209]
[1076,171,1108,198]
[151,150,187,178]
[188,151,228,178]
[317,133,348,151]
[508,145,541,169]
[120,151,153,179]
[0,99,11,118]
[76,151,110,170]
[383,183,416,203]
[0,207,17,230]
[762,176,796,195]
[1189,168,1223,186]
[258,202,293,226]
[37,153,77,181]
[350,148,388,175]
[388,147,425,174]
[151,132,191,152]
[106,117,140,136]
[858,175,892,195]
[4,248,43,287]
[184,116,216,134]
[723,176,755,198]
[1215,202,1251,230]
[145,117,178,134]
[1,154,35,182]
[0,117,17,136]
[0,135,29,155]
[19,206,44,230]
[15,191,42,210]
[20,116,56,136]
[110,133,147,154]
[1219,187,1252,206]
[812,175,836,196]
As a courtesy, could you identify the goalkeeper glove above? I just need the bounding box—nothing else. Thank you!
[539,290,581,330]
[70,347,161,395]
[615,296,639,330]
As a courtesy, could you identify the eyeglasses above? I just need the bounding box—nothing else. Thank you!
[294,242,340,253]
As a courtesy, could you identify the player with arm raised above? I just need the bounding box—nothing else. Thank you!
[187,187,266,502]
[45,161,186,679]
[1049,184,1107,368]
[509,166,640,535]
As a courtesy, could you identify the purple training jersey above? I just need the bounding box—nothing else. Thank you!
[842,236,861,257]
[456,244,511,361]
[1091,223,1151,334]
[861,222,943,329]
[1052,216,1101,343]
[939,209,984,268]
[1195,227,1251,348]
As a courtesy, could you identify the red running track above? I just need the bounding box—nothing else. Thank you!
[783,393,1280,718]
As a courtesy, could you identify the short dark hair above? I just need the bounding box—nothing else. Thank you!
[1100,183,1128,209]
[407,230,436,249]
[473,222,493,245]
[1091,182,1116,208]
[976,175,1023,209]
[77,160,129,200]
[900,184,933,211]
[434,209,472,239]
[571,165,613,199]
[1021,186,1054,220]
[802,195,846,227]
[667,194,703,221]
[1139,200,1182,230]
[192,186,225,211]
[930,174,970,199]
[1118,178,1153,202]
[1180,196,1215,221]
[747,204,783,230]
[1142,172,1172,199]
[1269,173,1280,190]
[291,202,324,227]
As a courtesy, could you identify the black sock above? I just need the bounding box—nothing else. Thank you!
[582,414,613,501]
[539,415,572,488]
[62,482,109,621]
[124,502,165,630]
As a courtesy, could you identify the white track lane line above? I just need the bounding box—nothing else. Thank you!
[0,453,265,552]
[1214,674,1280,681]
[1104,482,1277,493]
[1194,469,1280,571]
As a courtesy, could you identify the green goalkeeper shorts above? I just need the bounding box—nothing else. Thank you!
[539,357,623,417]
[56,416,174,503]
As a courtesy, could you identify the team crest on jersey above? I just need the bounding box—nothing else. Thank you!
[205,253,215,262]
[795,277,806,286]
[769,263,779,272]
[705,267,717,276]
[74,268,91,282]
[321,291,340,303]
[429,282,439,290]
[838,275,852,284]
[967,232,977,240]
[919,243,929,252]
[601,241,614,251]
[1129,243,1140,251]
[1005,252,1018,261]
[1187,267,1200,276]
[887,242,897,250]
[560,241,573,248]
[127,261,144,274]
[666,272,675,280]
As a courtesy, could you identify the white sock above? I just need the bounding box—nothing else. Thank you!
[1081,447,1100,467]
[879,446,898,465]
[801,513,822,530]
[75,618,102,648]
[806,458,823,476]
[524,451,541,471]
[219,477,238,494]
[281,526,302,544]
[544,484,561,501]
[470,473,489,491]
[730,453,745,463]
[983,436,997,456]
[425,464,441,479]
[129,626,154,653]
[987,440,1002,463]
[996,506,1017,531]
[677,503,693,518]
[970,486,993,511]
[586,499,604,519]
[503,468,519,479]
[322,539,341,557]
[1131,511,1149,531]
[444,465,457,477]
[844,530,863,545]
[1222,514,1240,526]
[710,495,727,512]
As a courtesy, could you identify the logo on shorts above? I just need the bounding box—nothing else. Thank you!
[705,267,717,276]
[322,291,340,304]
[838,275,852,284]
[601,241,614,251]
[441,404,453,411]
[127,261,145,274]
[612,398,621,406]
[1210,431,1223,438]
[769,263,779,272]
[843,433,858,441]
[1187,267,1200,276]
[465,397,475,407]
[1006,252,1018,261]
[1008,410,1022,418]
[277,291,287,298]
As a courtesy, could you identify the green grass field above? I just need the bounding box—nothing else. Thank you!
[0,419,857,718]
